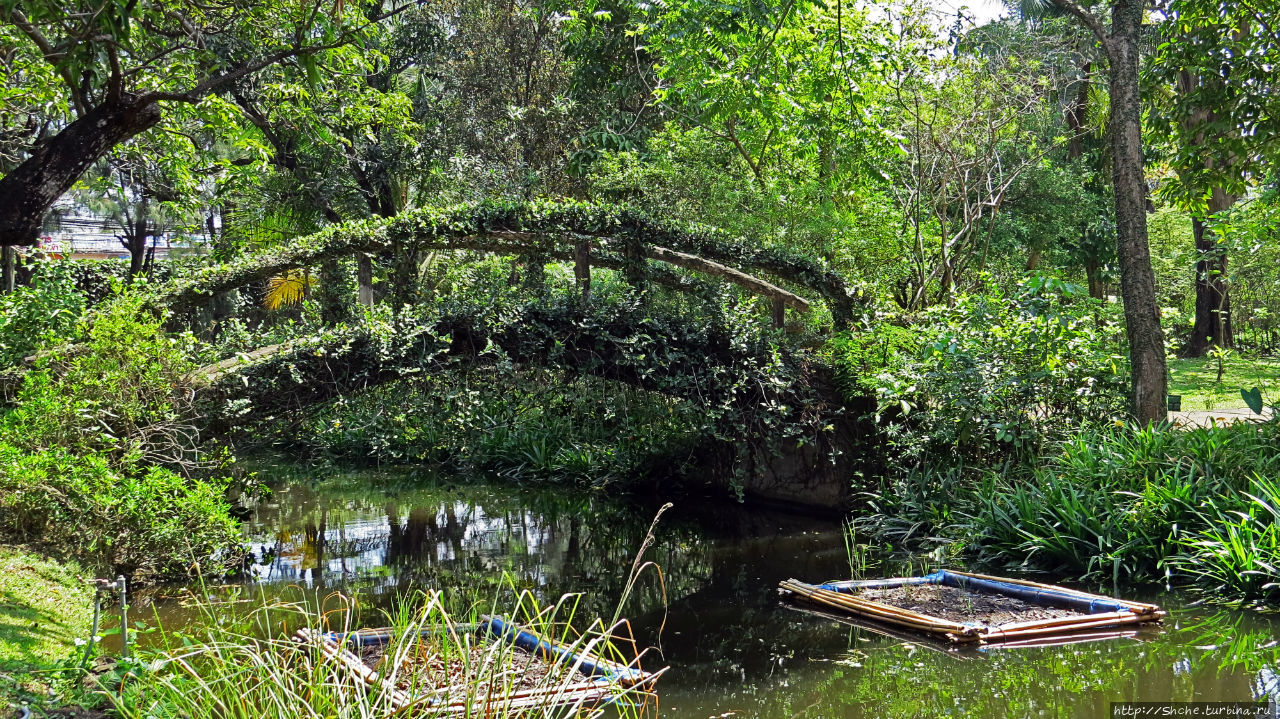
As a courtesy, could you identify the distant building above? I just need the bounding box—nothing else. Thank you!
[34,201,211,260]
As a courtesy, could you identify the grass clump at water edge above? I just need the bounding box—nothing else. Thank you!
[861,418,1280,607]
[111,587,660,719]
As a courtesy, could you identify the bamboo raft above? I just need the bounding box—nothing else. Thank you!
[779,569,1165,646]
[296,616,663,716]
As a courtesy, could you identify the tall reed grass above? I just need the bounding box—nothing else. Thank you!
[110,587,659,719]
[109,505,673,717]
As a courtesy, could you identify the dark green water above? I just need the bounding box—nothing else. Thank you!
[167,466,1280,718]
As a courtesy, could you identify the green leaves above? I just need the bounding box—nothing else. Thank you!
[1241,386,1264,415]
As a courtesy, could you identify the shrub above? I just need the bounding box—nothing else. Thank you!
[288,369,705,485]
[2,292,206,469]
[859,276,1129,468]
[0,444,239,577]
[0,291,242,576]
[0,259,86,368]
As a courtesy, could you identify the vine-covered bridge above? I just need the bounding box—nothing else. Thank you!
[164,201,872,510]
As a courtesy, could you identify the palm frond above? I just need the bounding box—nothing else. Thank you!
[1011,0,1064,20]
[265,270,314,310]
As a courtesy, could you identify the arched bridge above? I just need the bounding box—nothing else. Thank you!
[167,201,871,509]
[160,200,863,328]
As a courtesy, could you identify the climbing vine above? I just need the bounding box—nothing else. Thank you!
[156,200,865,326]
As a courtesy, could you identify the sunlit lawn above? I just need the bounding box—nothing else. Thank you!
[1167,354,1280,410]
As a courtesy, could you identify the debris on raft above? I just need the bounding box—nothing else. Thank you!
[779,569,1165,646]
[296,615,664,717]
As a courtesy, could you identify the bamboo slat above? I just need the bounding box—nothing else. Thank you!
[992,629,1143,650]
[781,581,978,637]
[988,610,1138,634]
[982,611,1166,642]
[779,603,971,657]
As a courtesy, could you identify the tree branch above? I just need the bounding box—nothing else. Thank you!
[7,7,88,114]
[1048,0,1111,49]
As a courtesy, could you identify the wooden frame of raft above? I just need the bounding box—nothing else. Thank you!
[296,615,663,716]
[779,569,1165,645]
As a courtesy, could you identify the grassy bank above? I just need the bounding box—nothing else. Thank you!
[1168,355,1280,410]
[0,546,93,706]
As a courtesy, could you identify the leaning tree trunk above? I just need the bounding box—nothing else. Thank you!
[1107,2,1168,424]
[0,97,162,246]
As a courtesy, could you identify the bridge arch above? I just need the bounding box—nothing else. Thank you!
[193,299,867,510]
[159,200,862,327]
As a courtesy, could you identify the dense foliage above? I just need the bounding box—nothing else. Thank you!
[4,0,1280,608]
[0,290,240,577]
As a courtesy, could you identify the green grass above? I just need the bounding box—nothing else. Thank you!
[1168,355,1280,410]
[114,588,660,719]
[1,546,94,712]
[0,546,91,672]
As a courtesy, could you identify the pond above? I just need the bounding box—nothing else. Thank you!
[142,464,1280,718]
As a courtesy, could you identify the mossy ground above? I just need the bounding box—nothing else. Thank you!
[1167,355,1280,410]
[0,545,93,706]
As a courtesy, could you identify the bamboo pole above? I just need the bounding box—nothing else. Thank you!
[819,576,942,591]
[780,581,978,637]
[988,610,1139,634]
[992,629,1142,650]
[779,603,969,657]
[983,611,1165,643]
[782,580,967,629]
[296,629,413,708]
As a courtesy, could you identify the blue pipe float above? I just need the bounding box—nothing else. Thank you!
[477,615,649,685]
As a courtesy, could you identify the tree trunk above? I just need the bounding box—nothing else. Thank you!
[357,255,374,308]
[0,97,162,246]
[1066,60,1097,291]
[574,240,591,302]
[1084,256,1105,300]
[1066,62,1092,160]
[1184,187,1236,356]
[1106,5,1169,424]
[123,199,150,278]
[1,247,13,293]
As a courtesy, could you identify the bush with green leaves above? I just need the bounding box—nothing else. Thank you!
[291,369,705,485]
[0,444,238,577]
[0,292,242,577]
[0,258,86,368]
[860,276,1129,468]
[3,293,205,466]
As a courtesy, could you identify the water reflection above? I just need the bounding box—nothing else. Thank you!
[150,467,1280,718]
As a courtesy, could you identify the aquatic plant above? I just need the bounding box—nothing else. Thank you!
[966,421,1280,586]
[111,588,660,719]
[1174,474,1280,606]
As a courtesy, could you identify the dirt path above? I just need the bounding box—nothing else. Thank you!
[1170,407,1274,428]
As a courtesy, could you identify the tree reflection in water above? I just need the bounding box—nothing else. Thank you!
[147,465,1280,719]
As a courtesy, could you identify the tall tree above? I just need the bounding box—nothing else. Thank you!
[1148,0,1280,356]
[1043,0,1167,422]
[0,0,402,246]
